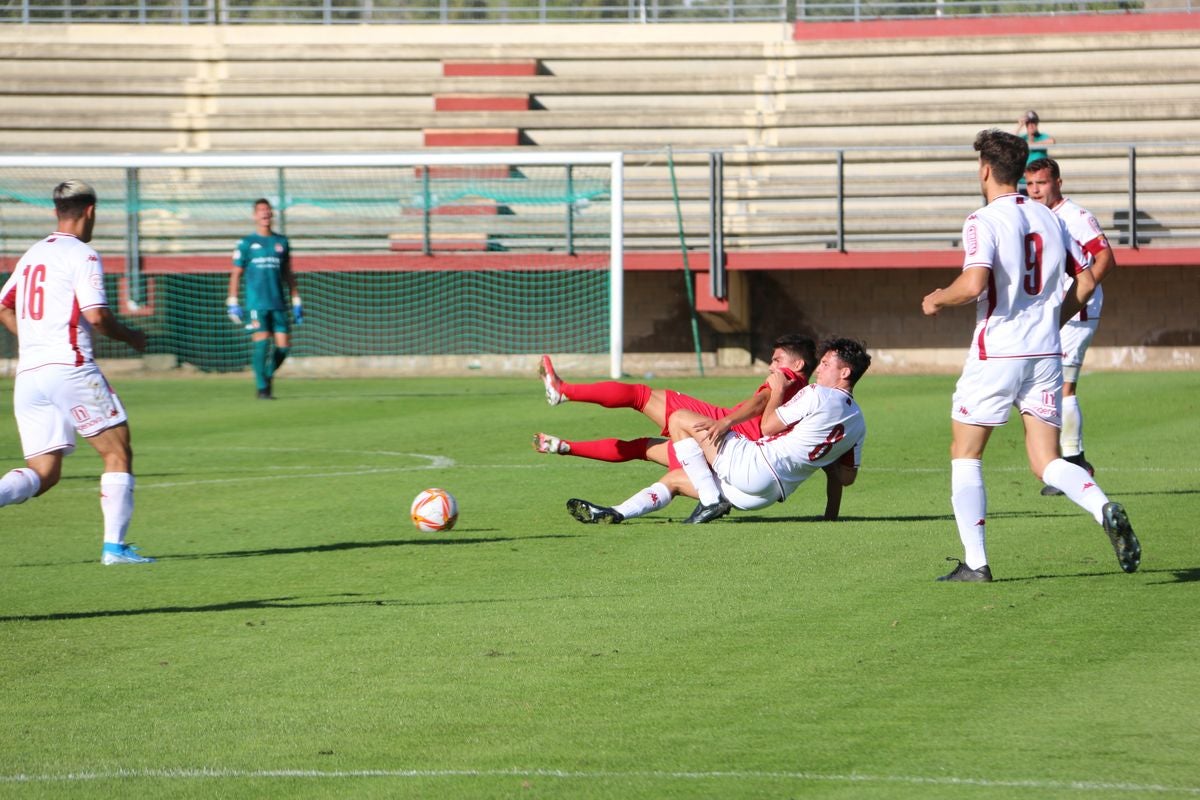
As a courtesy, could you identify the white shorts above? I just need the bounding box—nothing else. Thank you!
[711,435,781,511]
[13,363,128,459]
[1061,317,1099,382]
[951,356,1062,428]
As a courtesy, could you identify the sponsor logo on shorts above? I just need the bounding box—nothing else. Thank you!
[70,405,90,423]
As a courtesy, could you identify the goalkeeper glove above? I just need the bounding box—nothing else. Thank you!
[292,297,304,325]
[226,297,243,324]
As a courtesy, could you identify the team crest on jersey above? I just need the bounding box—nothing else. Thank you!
[275,244,285,254]
[90,274,103,290]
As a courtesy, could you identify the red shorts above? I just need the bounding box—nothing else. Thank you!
[662,391,768,470]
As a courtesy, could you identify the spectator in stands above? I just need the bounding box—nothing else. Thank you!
[1024,157,1117,496]
[227,198,302,399]
[0,180,154,564]
[1015,110,1055,194]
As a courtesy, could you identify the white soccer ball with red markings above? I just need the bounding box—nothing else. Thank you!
[411,488,458,533]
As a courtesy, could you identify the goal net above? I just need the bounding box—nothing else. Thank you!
[0,152,625,378]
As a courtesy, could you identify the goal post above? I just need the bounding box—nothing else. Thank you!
[0,151,626,378]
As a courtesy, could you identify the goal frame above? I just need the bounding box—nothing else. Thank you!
[0,151,626,378]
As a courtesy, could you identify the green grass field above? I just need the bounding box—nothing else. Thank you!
[1,370,1197,799]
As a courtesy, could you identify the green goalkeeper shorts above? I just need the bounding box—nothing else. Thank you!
[247,308,291,335]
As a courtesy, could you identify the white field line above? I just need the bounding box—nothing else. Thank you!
[0,767,1197,794]
[53,442,1198,494]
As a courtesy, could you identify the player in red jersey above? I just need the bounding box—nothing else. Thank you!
[564,339,869,526]
[534,334,815,464]
[534,335,854,522]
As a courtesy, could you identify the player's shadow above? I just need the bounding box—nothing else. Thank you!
[170,533,575,560]
[0,591,596,624]
[725,510,1070,524]
[11,533,577,568]
[991,566,1200,584]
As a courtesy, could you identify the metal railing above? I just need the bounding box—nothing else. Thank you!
[794,0,1193,21]
[1,0,786,24]
[618,142,1200,255]
[0,143,1194,266]
[3,0,1190,23]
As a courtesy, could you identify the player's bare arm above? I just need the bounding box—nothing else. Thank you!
[1060,268,1096,324]
[84,307,147,352]
[0,305,16,337]
[922,266,989,316]
[757,371,797,437]
[1088,244,1116,284]
[823,468,844,521]
[698,388,769,444]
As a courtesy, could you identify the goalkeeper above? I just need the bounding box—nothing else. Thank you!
[227,198,301,399]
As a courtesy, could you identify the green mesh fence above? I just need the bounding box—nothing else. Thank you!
[0,159,615,371]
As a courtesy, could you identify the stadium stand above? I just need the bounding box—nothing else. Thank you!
[1,19,1198,370]
[3,24,1200,153]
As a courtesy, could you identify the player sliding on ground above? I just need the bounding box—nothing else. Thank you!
[534,335,857,521]
[562,338,869,526]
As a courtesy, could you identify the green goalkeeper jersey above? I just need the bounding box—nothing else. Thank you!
[232,232,291,310]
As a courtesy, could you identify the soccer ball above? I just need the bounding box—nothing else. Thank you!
[411,488,458,533]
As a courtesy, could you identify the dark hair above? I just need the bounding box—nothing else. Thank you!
[772,334,817,378]
[253,197,272,209]
[974,129,1028,187]
[53,180,97,220]
[819,337,871,385]
[1024,157,1060,180]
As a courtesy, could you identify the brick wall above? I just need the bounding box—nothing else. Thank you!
[622,267,1200,369]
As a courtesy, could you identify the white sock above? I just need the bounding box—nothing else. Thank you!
[1043,458,1108,524]
[0,468,40,507]
[613,482,673,520]
[100,472,135,545]
[1061,395,1083,457]
[951,459,988,569]
[674,438,721,506]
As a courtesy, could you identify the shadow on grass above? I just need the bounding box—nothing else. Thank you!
[727,510,1072,524]
[169,533,575,560]
[1105,488,1200,498]
[991,566,1200,584]
[0,591,592,623]
[12,534,576,568]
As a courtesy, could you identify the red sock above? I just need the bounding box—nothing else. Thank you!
[566,437,653,463]
[562,381,650,411]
